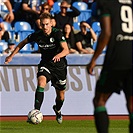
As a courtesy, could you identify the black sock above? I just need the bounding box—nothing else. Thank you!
[129,113,133,133]
[55,98,64,111]
[34,86,44,110]
[94,106,109,133]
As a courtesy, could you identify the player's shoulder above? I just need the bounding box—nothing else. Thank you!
[28,30,43,40]
[32,30,43,37]
[97,0,118,17]
[52,27,63,35]
[52,27,61,32]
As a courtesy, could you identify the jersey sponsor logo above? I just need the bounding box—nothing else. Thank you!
[39,43,56,49]
[50,37,55,43]
[116,34,133,41]
[38,39,56,49]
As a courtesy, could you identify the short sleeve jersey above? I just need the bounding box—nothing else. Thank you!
[75,31,92,49]
[97,0,132,70]
[27,28,66,63]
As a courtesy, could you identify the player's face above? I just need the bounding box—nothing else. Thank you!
[40,18,52,35]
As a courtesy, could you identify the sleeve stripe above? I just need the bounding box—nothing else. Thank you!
[102,14,110,17]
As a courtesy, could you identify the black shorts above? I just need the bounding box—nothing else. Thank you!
[37,59,67,90]
[95,69,132,96]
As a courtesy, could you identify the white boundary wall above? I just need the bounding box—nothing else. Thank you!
[0,65,128,116]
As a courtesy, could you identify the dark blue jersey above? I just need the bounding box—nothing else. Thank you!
[27,28,66,63]
[97,0,132,70]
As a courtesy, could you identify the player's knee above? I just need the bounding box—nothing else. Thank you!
[37,76,47,87]
[57,96,64,101]
[93,97,106,107]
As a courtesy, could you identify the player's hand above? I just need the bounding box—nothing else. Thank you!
[52,55,60,63]
[86,61,96,75]
[4,56,12,64]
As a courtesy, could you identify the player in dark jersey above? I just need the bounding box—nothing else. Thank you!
[4,13,69,124]
[87,0,132,133]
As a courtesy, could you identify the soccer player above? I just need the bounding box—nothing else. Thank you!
[86,0,132,133]
[4,13,69,124]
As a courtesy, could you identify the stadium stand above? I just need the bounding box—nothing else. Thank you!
[3,21,15,39]
[1,3,8,12]
[14,21,34,53]
[92,21,101,36]
[91,21,101,50]
[72,2,92,30]
[0,41,8,53]
[51,2,61,14]
[72,2,88,10]
[91,21,106,53]
[14,21,34,42]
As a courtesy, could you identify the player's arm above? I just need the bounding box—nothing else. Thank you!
[4,38,29,64]
[87,15,111,75]
[53,41,69,62]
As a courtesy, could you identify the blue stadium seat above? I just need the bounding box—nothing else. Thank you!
[72,2,88,11]
[19,44,33,53]
[1,3,8,12]
[92,21,101,37]
[0,41,8,53]
[14,21,34,32]
[73,22,80,31]
[33,43,39,51]
[3,22,15,39]
[14,21,34,42]
[51,2,61,14]
[14,21,34,53]
[91,21,106,53]
[72,2,92,23]
[91,21,101,50]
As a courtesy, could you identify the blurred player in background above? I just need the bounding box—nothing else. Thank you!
[87,0,132,133]
[4,13,69,124]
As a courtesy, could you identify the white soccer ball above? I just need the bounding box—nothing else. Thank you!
[28,109,43,124]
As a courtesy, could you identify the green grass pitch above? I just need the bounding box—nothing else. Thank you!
[0,120,129,133]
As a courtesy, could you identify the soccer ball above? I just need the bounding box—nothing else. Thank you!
[28,109,43,124]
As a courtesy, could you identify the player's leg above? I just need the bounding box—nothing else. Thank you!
[55,89,65,111]
[123,95,133,133]
[93,92,112,133]
[123,70,133,133]
[128,96,133,133]
[35,64,52,110]
[52,85,66,123]
[53,89,65,124]
[52,60,67,123]
[27,75,47,123]
[34,75,47,110]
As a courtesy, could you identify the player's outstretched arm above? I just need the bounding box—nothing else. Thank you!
[4,38,28,64]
